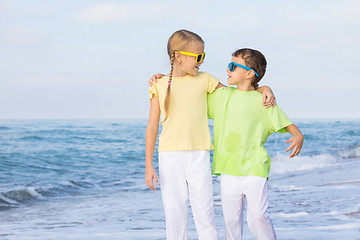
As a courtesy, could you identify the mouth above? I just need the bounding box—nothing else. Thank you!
[195,65,200,70]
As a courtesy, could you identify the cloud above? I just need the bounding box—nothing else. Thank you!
[0,1,11,12]
[326,0,360,23]
[8,76,88,86]
[78,2,167,23]
[77,0,210,24]
[0,27,44,45]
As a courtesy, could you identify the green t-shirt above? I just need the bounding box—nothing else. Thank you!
[207,87,292,178]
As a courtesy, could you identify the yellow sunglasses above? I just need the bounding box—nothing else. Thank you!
[177,51,206,63]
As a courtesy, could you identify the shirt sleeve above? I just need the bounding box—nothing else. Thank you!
[207,92,217,120]
[207,87,227,119]
[267,105,293,133]
[149,84,158,100]
[206,73,220,93]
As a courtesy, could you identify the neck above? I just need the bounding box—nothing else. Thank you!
[236,82,255,91]
[172,67,188,78]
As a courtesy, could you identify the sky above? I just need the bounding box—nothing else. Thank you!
[0,0,359,119]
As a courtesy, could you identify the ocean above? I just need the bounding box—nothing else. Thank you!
[0,119,359,240]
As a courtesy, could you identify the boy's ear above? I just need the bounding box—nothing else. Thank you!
[246,70,255,79]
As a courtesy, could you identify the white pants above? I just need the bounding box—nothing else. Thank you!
[220,174,276,240]
[159,150,218,240]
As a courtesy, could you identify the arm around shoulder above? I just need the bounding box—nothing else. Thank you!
[257,85,276,108]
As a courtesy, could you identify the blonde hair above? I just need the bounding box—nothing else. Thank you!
[162,29,204,123]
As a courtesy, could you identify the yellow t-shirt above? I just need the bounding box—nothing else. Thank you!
[149,72,219,152]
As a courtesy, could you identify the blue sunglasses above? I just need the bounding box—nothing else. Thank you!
[228,62,259,77]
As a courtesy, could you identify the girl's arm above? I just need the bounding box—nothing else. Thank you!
[215,83,276,108]
[145,96,161,190]
[147,75,276,107]
[285,124,304,158]
[148,74,164,87]
[257,86,276,108]
[149,74,228,89]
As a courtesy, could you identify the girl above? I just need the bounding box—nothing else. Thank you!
[145,29,274,240]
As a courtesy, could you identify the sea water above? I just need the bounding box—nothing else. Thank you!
[0,119,359,240]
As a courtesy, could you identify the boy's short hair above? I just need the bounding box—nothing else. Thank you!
[232,48,267,89]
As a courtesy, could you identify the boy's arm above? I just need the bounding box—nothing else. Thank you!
[149,75,228,89]
[207,85,227,119]
[284,124,304,158]
[145,97,160,190]
[257,86,276,108]
[207,92,217,119]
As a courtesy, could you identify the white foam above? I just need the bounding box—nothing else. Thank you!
[310,222,360,230]
[213,201,222,206]
[26,187,44,199]
[338,146,360,158]
[275,212,309,218]
[325,211,342,216]
[271,184,303,192]
[0,193,18,204]
[270,153,337,174]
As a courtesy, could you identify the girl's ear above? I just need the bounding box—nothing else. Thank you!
[174,52,182,63]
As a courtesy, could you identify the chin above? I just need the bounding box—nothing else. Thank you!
[191,70,199,75]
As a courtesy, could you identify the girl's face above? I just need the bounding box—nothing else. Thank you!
[177,42,205,76]
[227,56,249,86]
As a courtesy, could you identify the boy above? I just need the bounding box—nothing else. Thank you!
[207,48,304,240]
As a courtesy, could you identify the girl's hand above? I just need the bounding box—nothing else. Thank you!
[286,134,304,158]
[262,87,276,108]
[145,166,159,190]
[148,73,164,87]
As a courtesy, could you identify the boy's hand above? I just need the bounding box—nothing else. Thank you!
[145,166,159,190]
[262,87,276,108]
[148,73,164,87]
[286,134,304,158]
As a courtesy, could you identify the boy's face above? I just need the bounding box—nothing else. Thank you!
[227,56,250,86]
